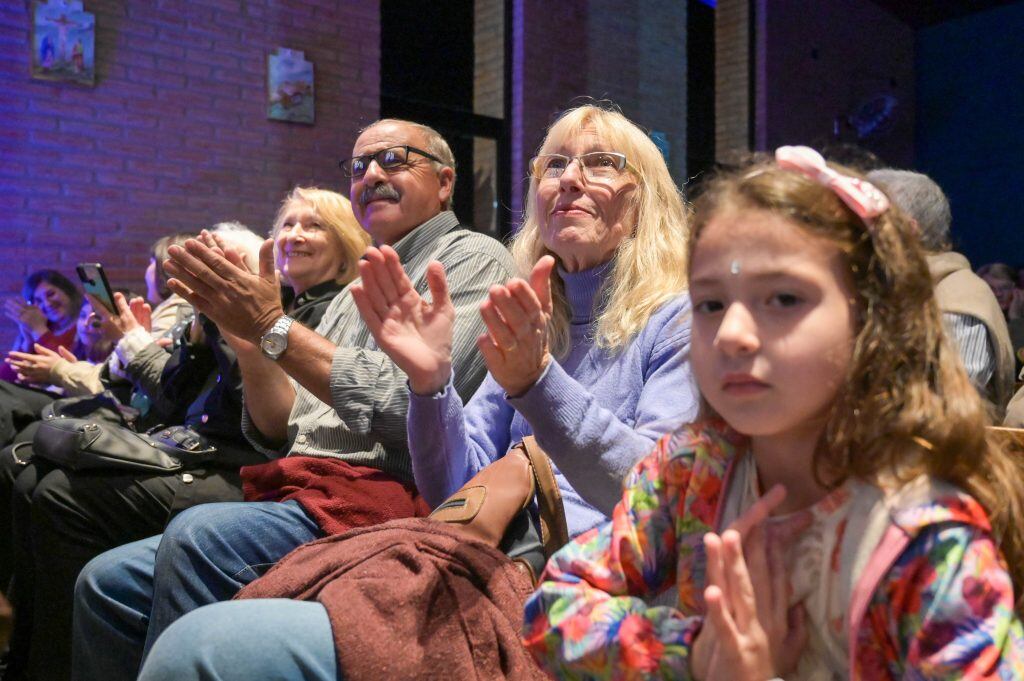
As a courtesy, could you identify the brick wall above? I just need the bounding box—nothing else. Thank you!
[474,0,503,120]
[511,0,687,216]
[715,0,749,161]
[511,0,587,217]
[0,0,379,347]
[473,0,503,235]
[588,0,687,183]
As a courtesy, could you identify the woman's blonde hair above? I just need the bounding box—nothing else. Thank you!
[271,187,370,285]
[511,104,689,355]
[690,158,1024,612]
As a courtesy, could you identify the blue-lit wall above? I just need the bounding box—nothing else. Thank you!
[916,2,1024,268]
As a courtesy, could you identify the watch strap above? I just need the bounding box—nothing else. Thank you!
[268,315,295,337]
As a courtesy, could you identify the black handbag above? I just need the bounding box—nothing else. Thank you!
[31,391,217,473]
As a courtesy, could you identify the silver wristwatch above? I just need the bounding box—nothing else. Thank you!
[259,315,295,360]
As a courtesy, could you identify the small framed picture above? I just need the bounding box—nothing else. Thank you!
[267,48,314,125]
[31,0,96,86]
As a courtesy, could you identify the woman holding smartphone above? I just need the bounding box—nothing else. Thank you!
[1,234,195,398]
[0,270,83,386]
[10,193,367,681]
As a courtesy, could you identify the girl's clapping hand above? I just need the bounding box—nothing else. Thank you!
[691,485,809,681]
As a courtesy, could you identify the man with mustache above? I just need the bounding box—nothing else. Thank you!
[72,119,518,681]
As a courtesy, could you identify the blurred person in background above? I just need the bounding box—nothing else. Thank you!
[869,169,1014,415]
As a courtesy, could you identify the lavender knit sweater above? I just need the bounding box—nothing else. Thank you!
[406,262,699,537]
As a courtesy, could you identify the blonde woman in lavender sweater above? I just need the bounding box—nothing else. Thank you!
[353,104,698,538]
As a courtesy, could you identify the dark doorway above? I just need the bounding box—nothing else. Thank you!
[687,0,716,188]
[381,0,512,239]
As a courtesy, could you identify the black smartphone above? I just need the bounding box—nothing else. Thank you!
[76,263,116,314]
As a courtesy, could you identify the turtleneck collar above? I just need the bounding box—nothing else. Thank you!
[291,279,344,311]
[559,259,614,325]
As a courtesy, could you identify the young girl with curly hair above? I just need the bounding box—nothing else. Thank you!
[523,146,1024,679]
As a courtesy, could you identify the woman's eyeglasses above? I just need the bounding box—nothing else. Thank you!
[530,152,629,181]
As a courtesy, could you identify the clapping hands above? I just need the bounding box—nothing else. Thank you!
[351,245,456,395]
[4,298,48,341]
[476,256,555,397]
[163,232,282,345]
[351,249,557,398]
[691,485,810,681]
[5,343,77,384]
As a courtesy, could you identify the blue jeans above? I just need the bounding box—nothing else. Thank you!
[137,599,337,681]
[72,500,321,681]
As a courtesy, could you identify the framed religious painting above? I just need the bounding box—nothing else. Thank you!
[267,48,315,124]
[31,0,96,86]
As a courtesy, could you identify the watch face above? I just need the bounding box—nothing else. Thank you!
[261,332,286,357]
[260,316,293,359]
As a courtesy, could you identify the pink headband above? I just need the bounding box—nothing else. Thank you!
[775,145,889,222]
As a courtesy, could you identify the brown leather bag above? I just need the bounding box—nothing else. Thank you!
[428,437,569,580]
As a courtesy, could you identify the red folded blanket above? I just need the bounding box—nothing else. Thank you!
[237,517,547,681]
[241,456,431,536]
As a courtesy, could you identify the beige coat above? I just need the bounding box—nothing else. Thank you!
[927,252,1014,416]
[46,294,191,396]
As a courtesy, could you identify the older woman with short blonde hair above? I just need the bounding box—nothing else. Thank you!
[271,187,368,295]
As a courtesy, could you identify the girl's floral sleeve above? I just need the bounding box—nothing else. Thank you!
[522,434,703,680]
[860,523,1024,679]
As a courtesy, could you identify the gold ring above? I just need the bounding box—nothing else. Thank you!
[502,341,518,352]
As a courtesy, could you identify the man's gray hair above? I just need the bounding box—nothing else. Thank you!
[360,119,457,211]
[867,169,952,252]
[210,220,251,234]
[211,220,263,271]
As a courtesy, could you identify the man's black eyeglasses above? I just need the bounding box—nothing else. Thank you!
[339,145,447,178]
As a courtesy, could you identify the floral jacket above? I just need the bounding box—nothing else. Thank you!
[522,422,1024,680]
